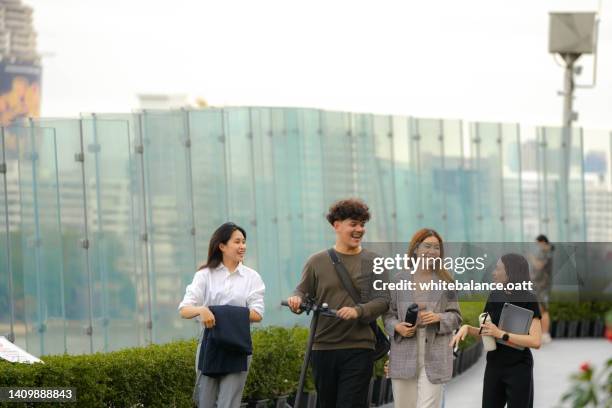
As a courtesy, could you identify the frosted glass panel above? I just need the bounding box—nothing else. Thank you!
[0,109,609,356]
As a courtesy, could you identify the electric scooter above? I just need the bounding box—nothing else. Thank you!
[280,296,338,408]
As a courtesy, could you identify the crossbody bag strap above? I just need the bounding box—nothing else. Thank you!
[328,248,380,335]
[327,248,362,304]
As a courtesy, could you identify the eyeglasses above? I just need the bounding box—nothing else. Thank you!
[418,242,441,251]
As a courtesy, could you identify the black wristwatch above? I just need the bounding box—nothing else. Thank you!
[501,332,510,342]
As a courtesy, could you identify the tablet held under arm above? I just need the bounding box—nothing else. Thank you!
[497,303,534,351]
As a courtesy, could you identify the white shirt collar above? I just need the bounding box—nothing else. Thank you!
[214,262,245,276]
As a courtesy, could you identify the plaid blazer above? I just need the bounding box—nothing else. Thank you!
[383,270,462,384]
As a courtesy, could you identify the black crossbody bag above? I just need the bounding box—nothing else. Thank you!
[327,248,390,361]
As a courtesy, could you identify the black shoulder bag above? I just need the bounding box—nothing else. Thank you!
[327,248,390,361]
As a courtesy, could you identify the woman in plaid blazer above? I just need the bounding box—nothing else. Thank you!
[383,228,462,408]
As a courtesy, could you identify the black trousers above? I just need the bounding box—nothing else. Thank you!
[311,348,373,408]
[482,360,534,408]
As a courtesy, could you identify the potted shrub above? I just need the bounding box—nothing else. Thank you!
[577,302,593,337]
[592,317,605,337]
[550,302,568,338]
[591,301,612,337]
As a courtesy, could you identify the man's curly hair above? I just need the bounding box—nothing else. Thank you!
[326,198,371,225]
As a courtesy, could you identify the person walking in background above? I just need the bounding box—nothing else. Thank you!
[286,198,390,408]
[529,234,554,344]
[383,228,462,408]
[450,253,542,408]
[178,222,265,408]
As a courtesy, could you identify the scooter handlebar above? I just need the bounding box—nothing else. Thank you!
[280,300,338,316]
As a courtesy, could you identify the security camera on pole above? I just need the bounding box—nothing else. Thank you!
[549,11,599,128]
[548,10,599,240]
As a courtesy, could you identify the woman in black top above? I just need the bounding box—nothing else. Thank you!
[450,253,542,408]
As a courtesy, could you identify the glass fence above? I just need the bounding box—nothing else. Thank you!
[0,108,610,355]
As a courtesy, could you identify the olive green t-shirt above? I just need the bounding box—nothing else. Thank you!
[293,249,390,351]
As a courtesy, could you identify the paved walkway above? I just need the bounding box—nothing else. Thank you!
[383,339,611,408]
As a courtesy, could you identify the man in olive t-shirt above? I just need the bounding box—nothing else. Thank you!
[287,199,390,408]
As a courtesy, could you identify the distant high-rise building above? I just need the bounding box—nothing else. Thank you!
[0,0,41,157]
[0,0,38,61]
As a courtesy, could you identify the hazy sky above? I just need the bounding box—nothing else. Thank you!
[28,0,612,129]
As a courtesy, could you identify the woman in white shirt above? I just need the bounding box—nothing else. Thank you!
[179,222,265,408]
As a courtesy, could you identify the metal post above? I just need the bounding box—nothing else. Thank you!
[181,109,198,270]
[562,54,579,130]
[473,124,482,241]
[536,128,543,235]
[50,128,68,353]
[257,108,283,323]
[387,116,398,242]
[439,119,448,238]
[561,53,579,242]
[516,124,525,243]
[14,128,26,350]
[90,114,110,351]
[540,128,550,237]
[142,114,158,343]
[348,113,358,197]
[412,119,423,224]
[370,114,389,240]
[317,110,327,226]
[221,109,231,219]
[497,123,505,242]
[136,112,154,345]
[459,120,470,243]
[124,120,142,345]
[579,129,587,242]
[1,127,15,343]
[246,109,260,234]
[28,121,45,355]
[77,119,95,353]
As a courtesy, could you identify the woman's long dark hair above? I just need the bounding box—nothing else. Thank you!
[500,253,531,286]
[198,222,246,270]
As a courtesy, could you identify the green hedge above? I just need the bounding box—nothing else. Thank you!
[458,300,486,349]
[243,326,310,400]
[549,301,612,321]
[0,301,489,407]
[0,328,315,407]
[0,340,197,407]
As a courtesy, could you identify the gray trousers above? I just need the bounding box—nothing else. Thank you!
[193,329,251,408]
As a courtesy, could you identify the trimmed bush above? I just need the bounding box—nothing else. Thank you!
[549,301,612,322]
[0,329,315,407]
[243,326,307,400]
[0,339,197,407]
[0,298,492,407]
